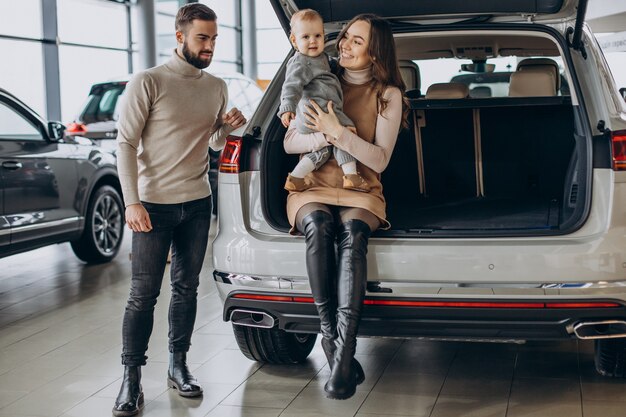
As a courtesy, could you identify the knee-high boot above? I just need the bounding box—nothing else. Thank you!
[301,212,364,384]
[324,219,371,400]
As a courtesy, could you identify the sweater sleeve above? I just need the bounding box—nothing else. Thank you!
[208,78,233,152]
[278,56,314,116]
[283,121,330,154]
[328,87,402,173]
[116,72,153,206]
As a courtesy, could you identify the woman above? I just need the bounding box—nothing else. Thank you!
[283,13,408,399]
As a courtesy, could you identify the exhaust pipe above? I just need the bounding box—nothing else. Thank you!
[230,309,276,329]
[573,320,626,340]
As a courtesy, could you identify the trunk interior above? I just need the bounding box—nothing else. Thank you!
[262,96,582,237]
[381,97,577,234]
[260,28,588,237]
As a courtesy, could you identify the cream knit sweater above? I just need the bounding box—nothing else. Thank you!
[116,50,233,206]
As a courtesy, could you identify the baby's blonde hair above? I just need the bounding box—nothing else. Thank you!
[290,9,323,31]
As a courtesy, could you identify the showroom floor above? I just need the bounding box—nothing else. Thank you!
[1,222,626,417]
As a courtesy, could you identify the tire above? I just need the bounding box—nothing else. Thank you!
[594,338,626,377]
[232,324,317,364]
[71,185,124,264]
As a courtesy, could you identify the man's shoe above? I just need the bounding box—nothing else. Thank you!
[167,352,203,398]
[112,366,144,416]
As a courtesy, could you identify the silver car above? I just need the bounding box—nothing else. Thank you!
[212,0,626,377]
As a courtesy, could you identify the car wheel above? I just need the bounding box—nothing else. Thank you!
[232,324,317,364]
[71,185,124,264]
[594,338,626,377]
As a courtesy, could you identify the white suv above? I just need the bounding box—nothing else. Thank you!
[213,0,626,377]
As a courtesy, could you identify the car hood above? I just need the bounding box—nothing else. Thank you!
[271,0,585,32]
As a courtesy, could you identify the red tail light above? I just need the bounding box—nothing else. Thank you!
[66,122,87,133]
[231,292,621,309]
[611,129,626,171]
[219,135,241,173]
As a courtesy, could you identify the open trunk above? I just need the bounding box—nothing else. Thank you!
[262,94,585,237]
[259,17,590,237]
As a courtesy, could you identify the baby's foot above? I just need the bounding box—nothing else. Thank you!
[284,174,312,192]
[343,174,371,192]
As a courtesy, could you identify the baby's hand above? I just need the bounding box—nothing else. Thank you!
[281,112,295,128]
[347,126,357,134]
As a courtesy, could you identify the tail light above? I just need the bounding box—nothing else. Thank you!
[219,135,242,173]
[611,129,626,171]
[66,122,87,134]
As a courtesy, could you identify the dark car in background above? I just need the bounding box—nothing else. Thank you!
[0,88,124,263]
[66,72,265,212]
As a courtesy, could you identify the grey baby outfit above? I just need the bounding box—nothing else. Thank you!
[278,51,355,169]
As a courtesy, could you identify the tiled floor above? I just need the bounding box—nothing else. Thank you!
[2,223,626,417]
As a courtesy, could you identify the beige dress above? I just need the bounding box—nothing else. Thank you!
[284,67,403,234]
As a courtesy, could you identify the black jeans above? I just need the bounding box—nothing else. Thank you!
[121,196,212,366]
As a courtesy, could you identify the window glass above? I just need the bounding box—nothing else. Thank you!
[0,39,45,116]
[0,101,43,141]
[157,12,176,64]
[57,0,128,49]
[255,0,280,30]
[216,26,238,63]
[256,29,291,64]
[199,1,236,24]
[59,45,128,122]
[0,0,42,38]
[258,63,282,80]
[604,52,626,89]
[80,85,126,124]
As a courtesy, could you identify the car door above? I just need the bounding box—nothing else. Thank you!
[0,95,79,249]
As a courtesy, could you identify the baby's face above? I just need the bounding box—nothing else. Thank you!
[291,18,325,57]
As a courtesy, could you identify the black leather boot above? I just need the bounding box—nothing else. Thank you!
[167,352,203,397]
[112,366,144,416]
[301,211,364,385]
[324,219,371,400]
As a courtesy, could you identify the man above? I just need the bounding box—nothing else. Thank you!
[112,4,246,416]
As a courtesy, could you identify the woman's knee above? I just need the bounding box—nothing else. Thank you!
[338,207,380,232]
[295,203,333,234]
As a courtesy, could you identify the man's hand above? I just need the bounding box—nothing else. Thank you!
[280,112,295,128]
[125,204,153,232]
[222,108,247,130]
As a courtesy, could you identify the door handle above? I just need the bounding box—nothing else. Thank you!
[2,161,23,170]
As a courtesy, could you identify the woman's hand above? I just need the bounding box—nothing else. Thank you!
[304,100,345,139]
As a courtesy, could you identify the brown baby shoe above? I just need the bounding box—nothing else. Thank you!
[343,174,371,192]
[284,174,311,192]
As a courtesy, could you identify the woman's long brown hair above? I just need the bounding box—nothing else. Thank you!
[336,13,410,130]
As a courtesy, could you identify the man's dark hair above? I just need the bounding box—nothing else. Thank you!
[175,3,217,33]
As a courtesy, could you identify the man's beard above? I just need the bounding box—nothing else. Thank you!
[182,41,212,69]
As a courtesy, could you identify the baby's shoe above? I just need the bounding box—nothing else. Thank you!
[284,174,311,192]
[343,174,371,192]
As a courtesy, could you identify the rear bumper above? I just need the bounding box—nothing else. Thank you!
[215,270,626,341]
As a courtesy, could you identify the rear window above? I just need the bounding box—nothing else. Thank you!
[79,83,125,124]
[415,56,569,98]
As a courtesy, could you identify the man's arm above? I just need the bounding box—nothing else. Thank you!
[208,80,246,151]
[116,73,153,232]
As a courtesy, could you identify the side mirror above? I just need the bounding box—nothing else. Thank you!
[620,88,626,103]
[47,121,66,141]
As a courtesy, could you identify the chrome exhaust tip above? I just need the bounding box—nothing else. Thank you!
[230,309,276,329]
[573,320,626,340]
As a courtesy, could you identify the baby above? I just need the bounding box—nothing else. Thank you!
[278,9,370,193]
